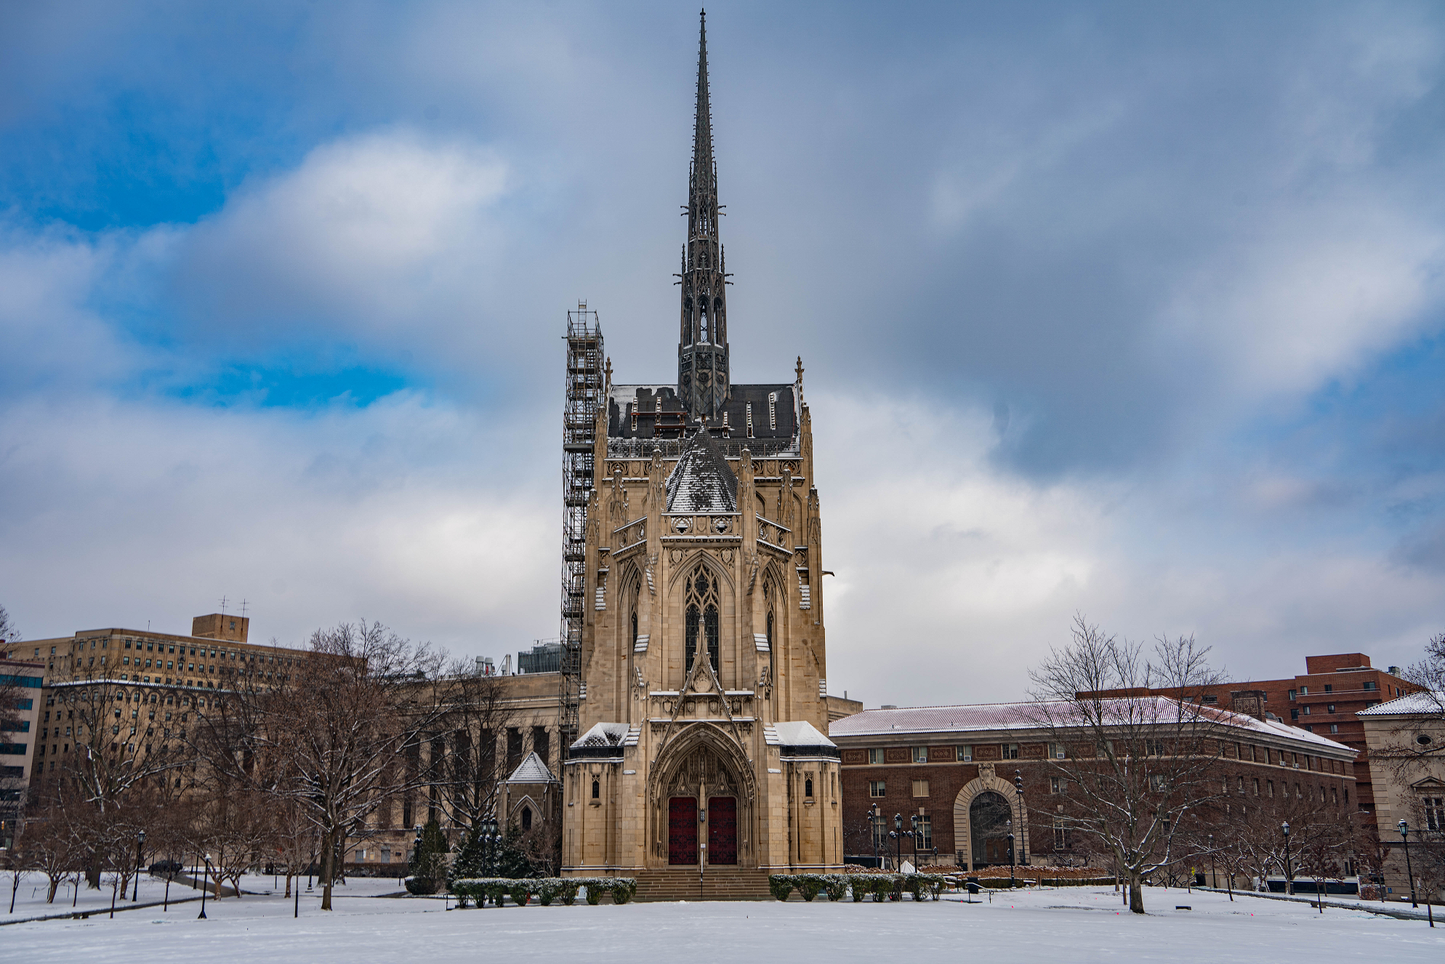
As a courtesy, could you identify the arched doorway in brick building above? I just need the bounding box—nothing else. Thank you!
[970,791,1014,867]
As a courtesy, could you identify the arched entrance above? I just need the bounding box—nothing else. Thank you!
[652,730,750,868]
[970,791,1014,867]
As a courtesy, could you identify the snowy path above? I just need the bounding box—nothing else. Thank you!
[3,885,1441,963]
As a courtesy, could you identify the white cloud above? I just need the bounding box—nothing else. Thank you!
[175,129,511,339]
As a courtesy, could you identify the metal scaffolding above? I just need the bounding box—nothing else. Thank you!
[560,303,604,755]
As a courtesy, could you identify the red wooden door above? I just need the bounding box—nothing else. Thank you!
[668,796,698,865]
[707,796,737,865]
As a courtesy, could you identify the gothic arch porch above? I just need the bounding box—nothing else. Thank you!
[648,724,755,869]
[952,764,1030,871]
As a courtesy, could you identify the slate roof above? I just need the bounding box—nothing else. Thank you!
[665,429,738,513]
[828,698,1355,754]
[606,382,797,441]
[1356,692,1445,716]
[505,751,557,785]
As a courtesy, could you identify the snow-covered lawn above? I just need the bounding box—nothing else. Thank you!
[1,872,406,922]
[2,883,1441,963]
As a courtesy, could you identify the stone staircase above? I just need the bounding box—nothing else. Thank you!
[632,867,772,902]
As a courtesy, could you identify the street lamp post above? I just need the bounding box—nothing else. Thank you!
[1206,832,1215,888]
[1399,820,1418,908]
[1014,770,1025,870]
[1281,822,1292,897]
[867,806,881,868]
[198,853,213,919]
[132,830,146,901]
[1007,818,1016,889]
[893,813,903,874]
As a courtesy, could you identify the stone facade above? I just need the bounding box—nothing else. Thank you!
[560,15,841,884]
[1358,693,1445,902]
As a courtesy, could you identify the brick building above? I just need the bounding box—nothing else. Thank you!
[830,701,1358,870]
[1086,652,1419,822]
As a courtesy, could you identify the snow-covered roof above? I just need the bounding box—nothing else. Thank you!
[665,429,737,513]
[768,721,835,748]
[828,698,1356,755]
[568,721,641,759]
[1357,692,1445,717]
[505,751,557,785]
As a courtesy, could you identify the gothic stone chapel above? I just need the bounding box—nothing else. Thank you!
[560,13,842,897]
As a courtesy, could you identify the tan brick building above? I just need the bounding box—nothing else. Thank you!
[1358,693,1445,903]
[559,15,842,898]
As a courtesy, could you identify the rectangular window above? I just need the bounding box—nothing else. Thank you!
[1050,776,1066,794]
[1329,724,1338,734]
[1290,709,1299,721]
[1253,778,1260,795]
[913,747,928,764]
[911,779,929,798]
[867,748,884,765]
[873,819,889,853]
[1202,694,1218,704]
[868,780,886,798]
[1323,684,1333,693]
[1000,743,1019,760]
[1288,689,1297,700]
[960,745,973,763]
[1299,686,1308,695]
[1424,797,1445,832]
[1326,704,1335,714]
[1302,705,1310,715]
[1053,818,1071,850]
[768,391,778,431]
[1048,742,1066,760]
[915,815,932,851]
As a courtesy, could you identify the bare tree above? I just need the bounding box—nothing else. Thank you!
[0,604,20,648]
[191,621,449,910]
[45,675,183,887]
[1027,615,1225,914]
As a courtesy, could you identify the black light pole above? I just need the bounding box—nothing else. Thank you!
[163,861,172,911]
[894,812,903,873]
[198,853,212,919]
[1007,818,1016,889]
[1399,819,1418,908]
[1208,833,1216,890]
[868,806,880,868]
[132,830,146,901]
[1281,822,1292,897]
[1014,770,1025,870]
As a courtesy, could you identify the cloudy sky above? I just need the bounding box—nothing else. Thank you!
[3,1,1445,706]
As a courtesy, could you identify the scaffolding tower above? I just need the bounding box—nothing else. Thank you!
[560,303,605,756]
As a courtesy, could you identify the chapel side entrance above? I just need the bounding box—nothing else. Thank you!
[669,797,698,865]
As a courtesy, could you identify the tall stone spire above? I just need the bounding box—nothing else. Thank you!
[677,9,729,424]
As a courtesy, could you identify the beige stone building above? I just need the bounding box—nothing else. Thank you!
[1359,693,1445,903]
[559,15,842,898]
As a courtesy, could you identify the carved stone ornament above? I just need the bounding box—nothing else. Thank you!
[674,517,691,533]
[713,516,730,533]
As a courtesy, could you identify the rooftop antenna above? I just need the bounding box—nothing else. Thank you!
[239,599,249,619]
[219,595,228,616]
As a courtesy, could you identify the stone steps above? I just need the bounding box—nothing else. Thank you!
[633,868,772,902]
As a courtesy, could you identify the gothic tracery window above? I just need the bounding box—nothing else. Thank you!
[684,565,720,676]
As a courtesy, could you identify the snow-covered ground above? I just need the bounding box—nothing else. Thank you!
[2,882,1441,963]
[1,872,406,922]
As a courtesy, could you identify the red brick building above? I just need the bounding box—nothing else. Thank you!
[1086,653,1419,821]
[830,701,1357,870]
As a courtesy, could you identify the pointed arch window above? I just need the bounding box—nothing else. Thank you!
[684,566,720,675]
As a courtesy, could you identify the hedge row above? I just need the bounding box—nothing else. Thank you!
[768,874,946,902]
[448,877,637,907]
